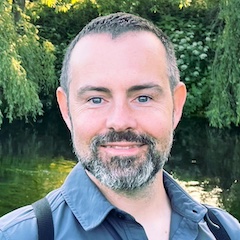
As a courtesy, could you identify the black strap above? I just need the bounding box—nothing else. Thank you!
[32,197,54,240]
[204,205,231,240]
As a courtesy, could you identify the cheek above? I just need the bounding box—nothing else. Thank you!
[143,122,172,142]
[70,110,105,146]
[138,108,174,137]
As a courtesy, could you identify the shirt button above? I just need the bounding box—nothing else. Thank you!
[117,213,125,219]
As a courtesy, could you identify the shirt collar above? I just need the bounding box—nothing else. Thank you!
[61,162,115,231]
[61,163,207,231]
[163,170,207,222]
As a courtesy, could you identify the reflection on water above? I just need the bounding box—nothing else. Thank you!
[0,115,239,220]
[0,157,76,216]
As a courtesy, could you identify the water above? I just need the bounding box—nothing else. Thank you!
[0,114,239,220]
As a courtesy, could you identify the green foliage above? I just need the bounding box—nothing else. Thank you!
[30,0,98,45]
[29,0,98,76]
[0,0,57,127]
[39,0,91,12]
[222,181,240,221]
[158,15,217,116]
[206,0,240,128]
[17,21,57,99]
[0,1,41,125]
[95,0,177,20]
[2,0,238,128]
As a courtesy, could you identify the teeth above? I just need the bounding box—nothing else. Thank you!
[106,146,135,149]
[114,146,131,149]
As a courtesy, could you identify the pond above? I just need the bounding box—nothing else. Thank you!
[0,112,240,221]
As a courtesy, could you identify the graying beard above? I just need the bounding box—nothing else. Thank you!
[72,130,173,192]
[75,142,170,192]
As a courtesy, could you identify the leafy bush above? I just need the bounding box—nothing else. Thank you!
[17,20,57,106]
[29,0,99,77]
[0,2,41,125]
[206,0,240,128]
[158,15,217,117]
[0,0,57,126]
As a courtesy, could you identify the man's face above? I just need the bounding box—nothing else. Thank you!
[57,31,186,191]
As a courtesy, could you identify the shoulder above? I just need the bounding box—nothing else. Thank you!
[0,205,37,240]
[205,205,240,239]
[0,189,64,240]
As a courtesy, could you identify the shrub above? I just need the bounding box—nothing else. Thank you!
[158,15,217,117]
[0,0,57,126]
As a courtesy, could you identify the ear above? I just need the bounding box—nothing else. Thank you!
[173,82,187,129]
[56,87,72,131]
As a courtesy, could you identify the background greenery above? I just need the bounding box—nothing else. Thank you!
[0,0,239,128]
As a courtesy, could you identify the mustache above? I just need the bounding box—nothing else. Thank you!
[90,131,156,148]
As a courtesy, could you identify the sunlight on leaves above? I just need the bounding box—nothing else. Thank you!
[179,0,192,9]
[40,0,96,12]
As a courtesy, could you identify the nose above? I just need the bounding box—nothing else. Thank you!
[106,102,137,132]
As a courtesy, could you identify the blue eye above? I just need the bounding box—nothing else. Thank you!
[137,96,151,103]
[89,97,103,104]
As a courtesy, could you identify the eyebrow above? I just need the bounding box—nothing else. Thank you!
[77,83,163,97]
[127,84,163,94]
[77,86,111,97]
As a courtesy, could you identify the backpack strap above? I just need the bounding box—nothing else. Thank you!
[32,197,54,240]
[204,205,231,240]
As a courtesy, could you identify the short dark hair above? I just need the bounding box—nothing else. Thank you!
[60,12,179,93]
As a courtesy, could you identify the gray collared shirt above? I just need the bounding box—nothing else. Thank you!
[1,162,240,239]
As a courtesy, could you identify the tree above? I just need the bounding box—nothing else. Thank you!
[0,0,57,127]
[206,0,240,128]
[12,0,26,23]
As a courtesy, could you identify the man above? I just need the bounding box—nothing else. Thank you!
[0,12,239,240]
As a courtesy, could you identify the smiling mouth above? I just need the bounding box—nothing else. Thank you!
[100,142,146,156]
[101,142,145,148]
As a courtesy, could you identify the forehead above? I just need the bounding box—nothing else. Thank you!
[69,31,167,68]
[68,31,169,91]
